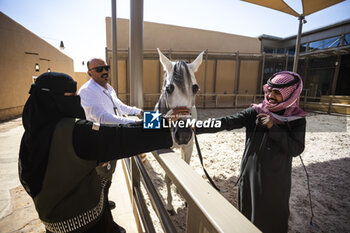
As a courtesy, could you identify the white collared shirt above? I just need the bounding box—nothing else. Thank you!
[78,79,141,124]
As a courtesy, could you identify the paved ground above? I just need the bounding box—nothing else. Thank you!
[0,118,44,232]
[0,118,137,233]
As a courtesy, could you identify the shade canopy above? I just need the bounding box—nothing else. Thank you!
[241,0,345,72]
[241,0,344,16]
[302,0,344,16]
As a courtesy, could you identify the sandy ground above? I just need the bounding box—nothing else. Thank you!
[142,109,350,233]
[0,109,349,233]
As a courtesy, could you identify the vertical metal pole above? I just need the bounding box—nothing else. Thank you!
[256,54,262,94]
[203,49,208,109]
[302,43,309,93]
[213,59,217,93]
[328,97,333,114]
[105,47,109,67]
[331,56,341,95]
[126,49,130,104]
[259,52,266,94]
[331,36,343,95]
[158,59,161,94]
[303,58,309,87]
[111,0,118,92]
[285,51,289,70]
[213,59,218,106]
[129,0,144,108]
[293,16,304,73]
[304,89,308,109]
[234,51,240,94]
[168,48,172,59]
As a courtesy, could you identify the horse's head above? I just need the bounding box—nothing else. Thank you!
[156,48,204,145]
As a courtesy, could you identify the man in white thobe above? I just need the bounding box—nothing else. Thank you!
[78,58,142,209]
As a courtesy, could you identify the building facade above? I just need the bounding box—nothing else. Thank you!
[0,12,88,121]
[259,19,350,97]
[106,18,350,110]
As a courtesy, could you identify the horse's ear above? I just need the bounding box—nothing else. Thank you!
[189,51,204,73]
[157,48,172,73]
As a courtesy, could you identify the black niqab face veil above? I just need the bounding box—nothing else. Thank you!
[19,72,85,197]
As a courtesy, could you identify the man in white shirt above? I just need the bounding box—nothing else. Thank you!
[78,58,142,209]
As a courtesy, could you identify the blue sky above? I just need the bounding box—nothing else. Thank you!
[1,0,349,72]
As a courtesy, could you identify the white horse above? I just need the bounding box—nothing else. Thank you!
[155,48,204,214]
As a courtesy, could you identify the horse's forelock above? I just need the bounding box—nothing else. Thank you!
[171,61,191,92]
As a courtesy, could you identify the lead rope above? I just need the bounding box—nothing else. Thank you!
[286,121,315,228]
[299,154,315,227]
[194,130,229,193]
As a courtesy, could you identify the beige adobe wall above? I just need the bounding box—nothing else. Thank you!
[0,12,74,121]
[74,72,89,90]
[105,57,129,103]
[105,18,261,102]
[239,60,260,94]
[106,18,260,53]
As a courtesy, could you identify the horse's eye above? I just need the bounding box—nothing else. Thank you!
[166,84,175,94]
[192,84,199,94]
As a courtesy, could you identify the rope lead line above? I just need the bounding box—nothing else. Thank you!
[194,131,229,193]
[299,154,315,227]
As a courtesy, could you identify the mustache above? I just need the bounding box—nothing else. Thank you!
[268,97,277,101]
[101,73,108,78]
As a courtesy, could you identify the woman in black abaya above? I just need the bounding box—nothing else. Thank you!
[19,72,173,233]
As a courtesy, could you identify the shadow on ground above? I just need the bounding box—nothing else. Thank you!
[144,154,350,233]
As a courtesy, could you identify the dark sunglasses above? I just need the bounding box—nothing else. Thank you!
[89,65,110,73]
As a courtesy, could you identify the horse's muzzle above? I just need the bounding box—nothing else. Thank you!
[173,119,193,145]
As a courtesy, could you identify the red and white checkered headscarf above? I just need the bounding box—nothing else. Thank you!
[253,71,306,123]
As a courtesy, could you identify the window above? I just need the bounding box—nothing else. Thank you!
[263,47,274,54]
[275,62,284,72]
[309,36,341,51]
[344,34,350,45]
[300,43,307,52]
[287,47,295,55]
[277,48,285,54]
